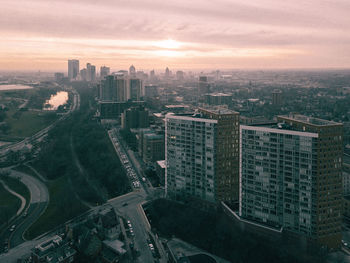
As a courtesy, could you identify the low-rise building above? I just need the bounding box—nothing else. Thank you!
[31,235,76,263]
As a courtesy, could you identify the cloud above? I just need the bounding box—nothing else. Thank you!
[0,0,349,70]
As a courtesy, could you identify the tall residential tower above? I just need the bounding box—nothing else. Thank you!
[165,108,240,204]
[240,114,343,249]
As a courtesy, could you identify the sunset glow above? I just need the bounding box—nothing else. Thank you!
[0,0,349,71]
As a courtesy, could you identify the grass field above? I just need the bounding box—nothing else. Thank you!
[1,176,31,204]
[5,109,57,138]
[0,181,21,226]
[24,175,89,239]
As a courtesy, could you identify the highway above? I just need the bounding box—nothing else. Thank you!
[0,169,49,254]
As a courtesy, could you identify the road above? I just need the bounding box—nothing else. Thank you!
[0,169,49,251]
[108,128,167,263]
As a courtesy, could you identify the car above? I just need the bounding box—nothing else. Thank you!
[128,223,132,228]
[142,177,146,182]
[122,202,128,207]
[149,244,154,251]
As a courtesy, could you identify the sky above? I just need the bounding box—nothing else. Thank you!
[0,0,350,72]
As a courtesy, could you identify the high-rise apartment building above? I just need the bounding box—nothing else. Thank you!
[240,114,343,249]
[165,108,240,204]
[68,59,79,80]
[198,76,210,97]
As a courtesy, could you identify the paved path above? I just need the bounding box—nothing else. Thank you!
[0,180,26,216]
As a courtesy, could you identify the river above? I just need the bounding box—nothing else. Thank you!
[43,91,68,110]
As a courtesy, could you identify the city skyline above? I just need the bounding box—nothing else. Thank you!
[1,0,350,71]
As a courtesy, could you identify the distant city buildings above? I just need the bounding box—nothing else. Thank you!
[165,108,240,204]
[54,72,64,82]
[129,65,136,77]
[68,59,79,80]
[129,78,142,101]
[176,70,184,81]
[272,89,283,106]
[240,114,343,250]
[204,93,232,106]
[144,85,158,98]
[198,76,210,98]
[100,66,110,79]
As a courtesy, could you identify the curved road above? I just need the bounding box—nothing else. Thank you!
[0,180,26,216]
[0,169,49,250]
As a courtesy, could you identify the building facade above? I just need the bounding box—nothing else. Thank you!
[165,108,240,204]
[68,59,79,80]
[121,106,149,130]
[240,114,343,250]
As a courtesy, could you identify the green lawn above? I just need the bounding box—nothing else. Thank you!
[1,176,30,204]
[24,175,89,239]
[0,182,21,226]
[5,109,57,138]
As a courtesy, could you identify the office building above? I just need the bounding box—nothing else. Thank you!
[198,76,210,97]
[129,65,136,77]
[54,72,64,82]
[240,114,343,249]
[86,63,96,82]
[115,74,128,102]
[144,85,158,98]
[100,75,116,101]
[68,59,79,80]
[100,66,110,78]
[165,108,240,204]
[141,132,165,164]
[129,78,142,101]
[80,68,87,81]
[204,93,232,105]
[176,71,184,81]
[121,106,149,130]
[165,67,170,79]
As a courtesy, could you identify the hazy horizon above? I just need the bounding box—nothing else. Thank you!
[1,0,350,71]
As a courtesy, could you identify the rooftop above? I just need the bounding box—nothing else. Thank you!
[157,160,166,169]
[204,92,232,97]
[198,107,239,115]
[278,114,342,126]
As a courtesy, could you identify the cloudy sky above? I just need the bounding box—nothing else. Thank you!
[1,0,349,71]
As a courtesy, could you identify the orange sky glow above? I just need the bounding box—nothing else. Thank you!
[0,0,350,72]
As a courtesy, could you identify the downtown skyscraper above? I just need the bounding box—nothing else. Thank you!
[68,59,79,80]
